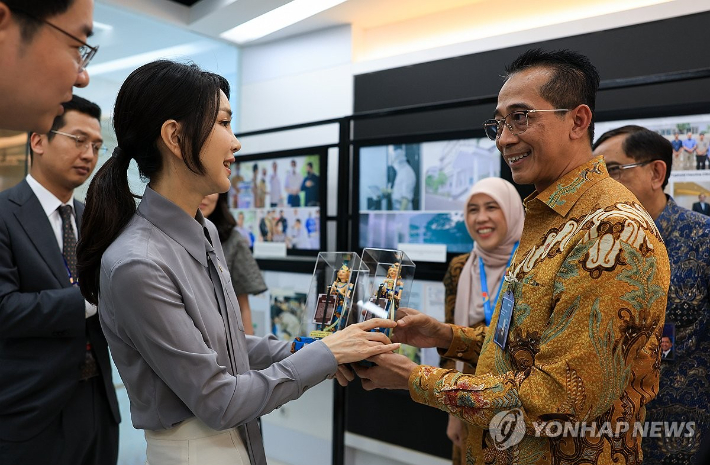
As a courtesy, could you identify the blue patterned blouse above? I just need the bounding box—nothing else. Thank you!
[645,196,710,464]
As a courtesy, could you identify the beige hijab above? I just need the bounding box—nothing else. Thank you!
[453,177,524,345]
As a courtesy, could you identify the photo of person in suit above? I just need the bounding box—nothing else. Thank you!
[660,323,675,361]
[661,335,673,360]
[0,96,120,465]
[692,193,710,216]
[285,159,303,207]
[301,162,320,206]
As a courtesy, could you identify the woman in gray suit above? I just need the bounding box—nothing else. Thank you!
[76,60,398,465]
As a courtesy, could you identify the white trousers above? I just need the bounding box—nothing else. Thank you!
[145,417,250,465]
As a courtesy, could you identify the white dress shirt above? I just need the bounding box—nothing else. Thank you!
[269,173,282,203]
[25,175,96,318]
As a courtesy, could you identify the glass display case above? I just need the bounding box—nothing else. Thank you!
[291,252,369,352]
[357,248,416,338]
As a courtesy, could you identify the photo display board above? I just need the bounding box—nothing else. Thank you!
[230,150,325,255]
[356,137,500,257]
[596,113,710,211]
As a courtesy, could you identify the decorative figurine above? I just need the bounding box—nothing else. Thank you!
[313,264,353,332]
[292,252,366,354]
[376,263,403,314]
[361,263,403,339]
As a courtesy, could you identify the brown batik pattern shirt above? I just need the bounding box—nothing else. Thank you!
[409,156,670,465]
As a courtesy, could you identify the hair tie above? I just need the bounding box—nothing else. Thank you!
[111,147,123,160]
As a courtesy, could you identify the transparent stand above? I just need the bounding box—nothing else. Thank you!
[291,252,369,352]
[357,248,415,338]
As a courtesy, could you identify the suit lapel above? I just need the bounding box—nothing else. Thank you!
[74,198,84,236]
[12,181,68,287]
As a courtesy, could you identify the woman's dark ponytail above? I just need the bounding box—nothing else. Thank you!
[77,147,136,305]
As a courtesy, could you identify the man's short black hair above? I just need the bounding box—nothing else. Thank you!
[593,125,673,189]
[505,49,600,143]
[5,0,75,41]
[29,95,101,159]
[49,95,101,136]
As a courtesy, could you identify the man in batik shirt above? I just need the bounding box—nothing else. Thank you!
[353,49,670,465]
[594,125,709,465]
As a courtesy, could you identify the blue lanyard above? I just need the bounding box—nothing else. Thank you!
[479,241,518,325]
[62,256,77,286]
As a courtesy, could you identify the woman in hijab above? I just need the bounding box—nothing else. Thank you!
[443,177,524,465]
[347,177,524,463]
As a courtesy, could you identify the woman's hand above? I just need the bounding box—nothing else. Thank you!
[321,318,399,364]
[446,415,465,448]
[392,307,452,349]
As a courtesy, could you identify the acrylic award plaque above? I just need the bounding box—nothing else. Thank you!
[291,252,369,352]
[357,248,415,338]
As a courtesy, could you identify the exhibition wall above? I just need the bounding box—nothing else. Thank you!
[4,2,710,464]
[341,9,710,461]
[227,8,710,463]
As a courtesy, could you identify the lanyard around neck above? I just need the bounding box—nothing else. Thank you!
[479,241,519,326]
[62,256,76,285]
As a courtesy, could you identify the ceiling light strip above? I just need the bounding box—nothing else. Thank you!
[220,0,347,44]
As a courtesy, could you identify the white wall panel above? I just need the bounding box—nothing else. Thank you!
[240,63,352,133]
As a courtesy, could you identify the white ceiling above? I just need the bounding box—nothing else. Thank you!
[99,0,489,45]
[82,0,707,116]
[99,0,703,49]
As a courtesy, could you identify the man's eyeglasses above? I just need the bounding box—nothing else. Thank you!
[606,160,659,180]
[9,7,98,71]
[483,109,569,141]
[50,130,107,156]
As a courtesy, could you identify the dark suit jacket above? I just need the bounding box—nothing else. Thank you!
[0,180,120,441]
[692,201,710,216]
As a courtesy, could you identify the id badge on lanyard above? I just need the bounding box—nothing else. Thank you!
[480,242,518,326]
[493,289,515,350]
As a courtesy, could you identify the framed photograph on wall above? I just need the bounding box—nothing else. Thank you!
[353,134,501,279]
[232,147,327,258]
[596,113,710,174]
[596,113,710,213]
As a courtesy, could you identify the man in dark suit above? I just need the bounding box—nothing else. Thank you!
[0,96,119,465]
[692,193,710,215]
[300,162,320,206]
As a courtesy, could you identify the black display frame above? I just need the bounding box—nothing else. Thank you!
[232,145,329,263]
[352,128,496,281]
[232,12,710,456]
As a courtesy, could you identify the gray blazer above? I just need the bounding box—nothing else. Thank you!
[99,187,336,432]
